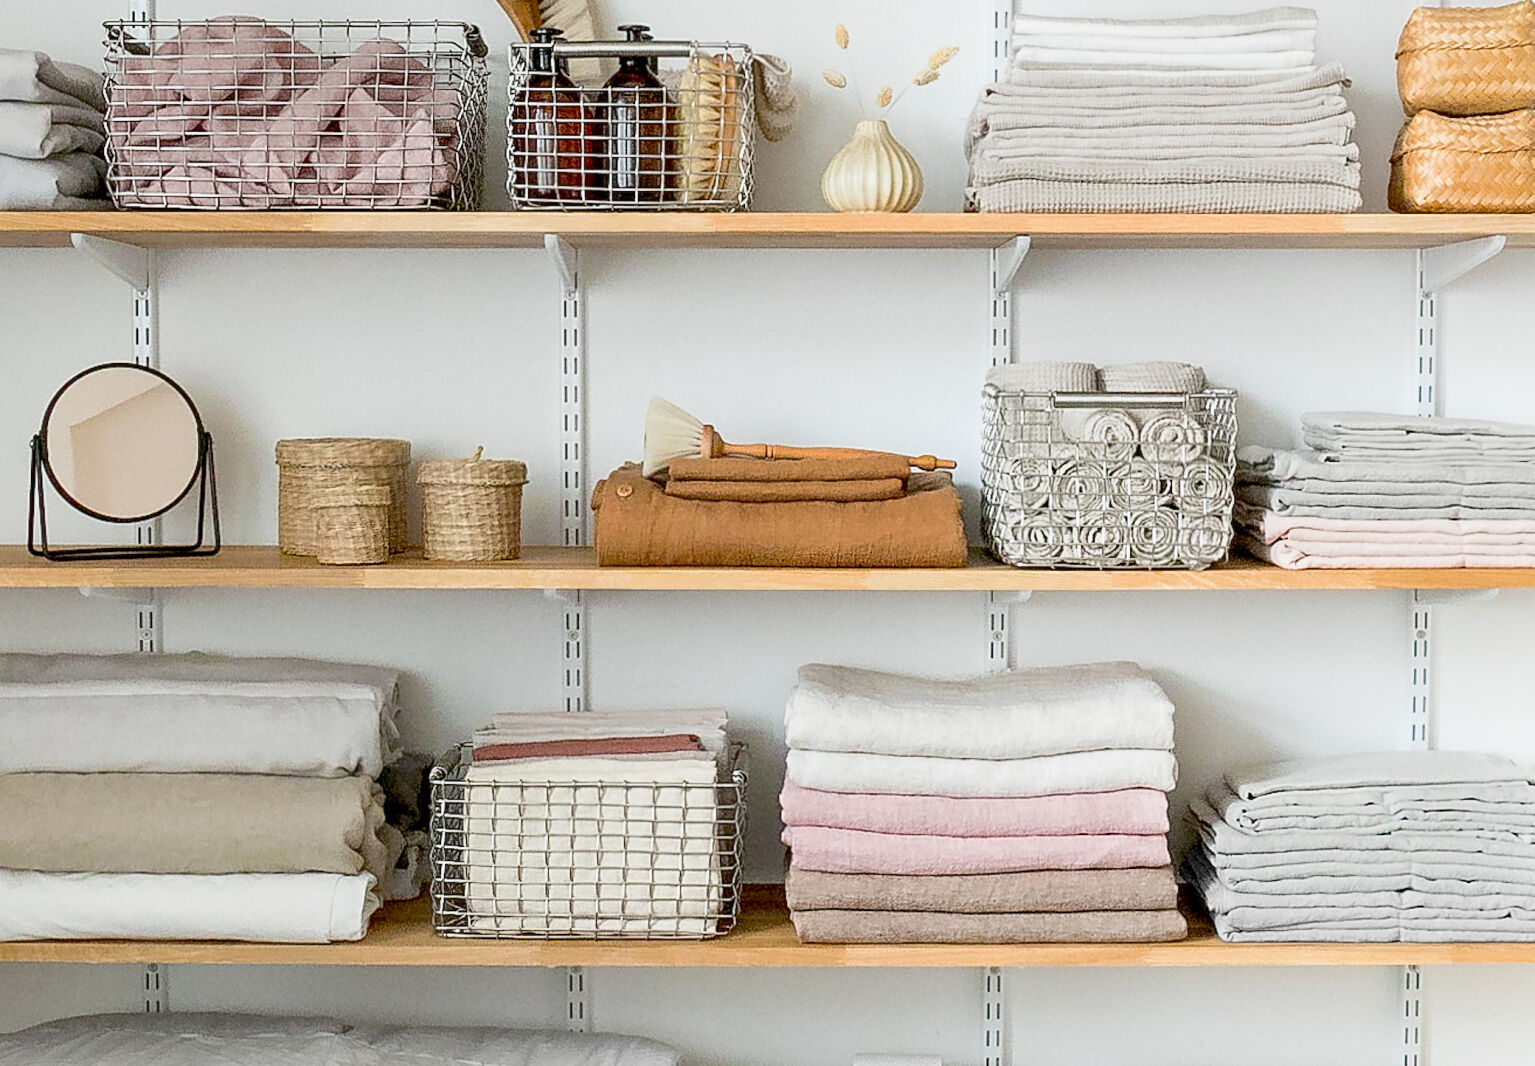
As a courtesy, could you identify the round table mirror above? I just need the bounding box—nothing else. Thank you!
[40,363,203,523]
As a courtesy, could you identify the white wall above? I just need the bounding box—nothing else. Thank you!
[3,1,1535,1063]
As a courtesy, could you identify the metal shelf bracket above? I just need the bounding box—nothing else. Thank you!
[989,237,1031,369]
[1414,236,1505,417]
[566,966,591,1033]
[545,234,589,718]
[982,966,1006,1066]
[141,962,168,1013]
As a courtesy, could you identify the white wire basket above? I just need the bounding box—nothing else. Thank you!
[102,19,489,210]
[507,40,754,210]
[982,386,1239,570]
[430,743,748,939]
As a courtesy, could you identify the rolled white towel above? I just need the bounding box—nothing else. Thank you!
[1060,407,1139,463]
[1008,513,1069,565]
[1053,460,1115,516]
[1177,458,1234,517]
[1129,507,1183,566]
[1140,411,1210,464]
[1072,510,1130,565]
[1182,513,1234,562]
[1002,454,1053,510]
[987,361,1099,393]
[1110,458,1173,511]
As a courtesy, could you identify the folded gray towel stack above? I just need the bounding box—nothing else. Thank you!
[966,7,1362,214]
[0,49,109,210]
[1186,752,1535,942]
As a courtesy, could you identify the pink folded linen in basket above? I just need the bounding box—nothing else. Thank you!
[108,19,459,207]
[781,824,1170,875]
[779,781,1169,837]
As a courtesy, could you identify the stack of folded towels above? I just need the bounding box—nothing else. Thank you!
[965,6,1362,213]
[1237,412,1535,569]
[457,709,734,936]
[1187,752,1535,942]
[0,49,109,209]
[593,458,968,568]
[0,652,406,943]
[780,662,1187,943]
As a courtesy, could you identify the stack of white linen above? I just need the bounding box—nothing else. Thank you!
[0,49,109,209]
[0,653,404,943]
[1237,412,1535,568]
[966,7,1362,213]
[1186,752,1535,942]
[458,710,733,936]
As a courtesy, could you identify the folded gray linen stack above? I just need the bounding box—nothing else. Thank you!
[966,7,1361,213]
[1184,752,1535,942]
[0,49,109,210]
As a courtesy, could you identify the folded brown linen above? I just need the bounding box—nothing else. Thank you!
[785,865,1179,913]
[593,464,968,568]
[668,455,914,483]
[790,907,1189,943]
[0,773,392,879]
[666,479,907,503]
[473,734,703,762]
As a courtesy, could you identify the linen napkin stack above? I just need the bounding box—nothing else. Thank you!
[781,662,1187,943]
[1237,412,1535,568]
[965,7,1362,213]
[1187,752,1535,942]
[0,652,407,943]
[0,49,109,209]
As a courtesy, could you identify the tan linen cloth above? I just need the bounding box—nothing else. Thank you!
[790,907,1188,943]
[666,455,910,503]
[666,479,907,503]
[0,772,393,879]
[593,464,968,568]
[785,865,1178,913]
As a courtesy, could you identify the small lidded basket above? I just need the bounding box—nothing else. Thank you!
[313,483,392,565]
[276,438,411,556]
[417,448,528,561]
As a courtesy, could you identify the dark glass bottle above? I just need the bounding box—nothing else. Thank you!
[510,27,600,204]
[602,24,672,204]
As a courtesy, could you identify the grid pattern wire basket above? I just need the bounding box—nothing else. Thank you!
[507,40,754,210]
[102,19,489,210]
[982,387,1238,570]
[430,742,748,939]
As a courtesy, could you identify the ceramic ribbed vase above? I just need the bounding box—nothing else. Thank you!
[821,119,923,213]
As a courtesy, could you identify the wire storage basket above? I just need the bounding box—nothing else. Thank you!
[430,743,748,939]
[102,18,489,209]
[982,387,1238,570]
[507,39,754,210]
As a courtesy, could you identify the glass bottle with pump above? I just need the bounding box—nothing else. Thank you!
[509,27,601,204]
[602,24,672,203]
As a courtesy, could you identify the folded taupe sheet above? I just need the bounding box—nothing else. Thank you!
[791,907,1187,943]
[0,773,393,879]
[593,464,968,568]
[784,865,1178,913]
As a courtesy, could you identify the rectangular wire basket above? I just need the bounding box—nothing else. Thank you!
[982,386,1238,570]
[102,19,489,210]
[507,40,754,210]
[430,742,748,939]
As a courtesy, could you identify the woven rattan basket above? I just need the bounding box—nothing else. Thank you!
[1390,109,1535,212]
[314,483,391,565]
[1398,2,1535,116]
[417,449,527,561]
[276,438,411,556]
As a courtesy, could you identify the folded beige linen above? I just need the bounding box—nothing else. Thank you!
[0,773,392,879]
[785,865,1178,913]
[790,907,1188,943]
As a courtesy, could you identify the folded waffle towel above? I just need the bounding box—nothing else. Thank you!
[1010,47,1315,72]
[1011,8,1320,41]
[751,54,797,142]
[972,178,1362,214]
[1006,61,1348,92]
[786,747,1178,797]
[592,464,968,568]
[0,773,394,879]
[782,824,1170,875]
[791,907,1188,943]
[784,864,1179,913]
[986,361,1099,393]
[969,155,1360,188]
[784,661,1174,759]
[1099,362,1207,393]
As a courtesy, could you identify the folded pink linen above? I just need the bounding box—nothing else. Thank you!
[1235,504,1535,544]
[782,825,1169,875]
[779,781,1168,837]
[1244,536,1535,570]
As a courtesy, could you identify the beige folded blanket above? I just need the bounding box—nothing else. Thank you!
[791,907,1188,943]
[0,773,393,879]
[785,865,1178,913]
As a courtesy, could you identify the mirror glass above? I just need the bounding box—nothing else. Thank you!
[42,365,201,522]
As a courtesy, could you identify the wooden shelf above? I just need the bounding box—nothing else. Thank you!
[4,211,1535,251]
[5,886,1534,967]
[3,545,1534,591]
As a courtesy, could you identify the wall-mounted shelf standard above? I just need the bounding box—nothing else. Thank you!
[3,212,1535,250]
[3,545,1533,591]
[5,888,1535,968]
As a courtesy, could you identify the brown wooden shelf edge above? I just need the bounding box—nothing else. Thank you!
[3,211,1535,250]
[0,545,1531,592]
[5,886,1535,967]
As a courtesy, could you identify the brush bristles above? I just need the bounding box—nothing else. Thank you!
[643,397,706,478]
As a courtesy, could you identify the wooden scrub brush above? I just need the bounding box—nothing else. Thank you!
[643,397,957,478]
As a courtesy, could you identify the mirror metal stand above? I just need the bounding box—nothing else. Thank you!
[29,433,221,561]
